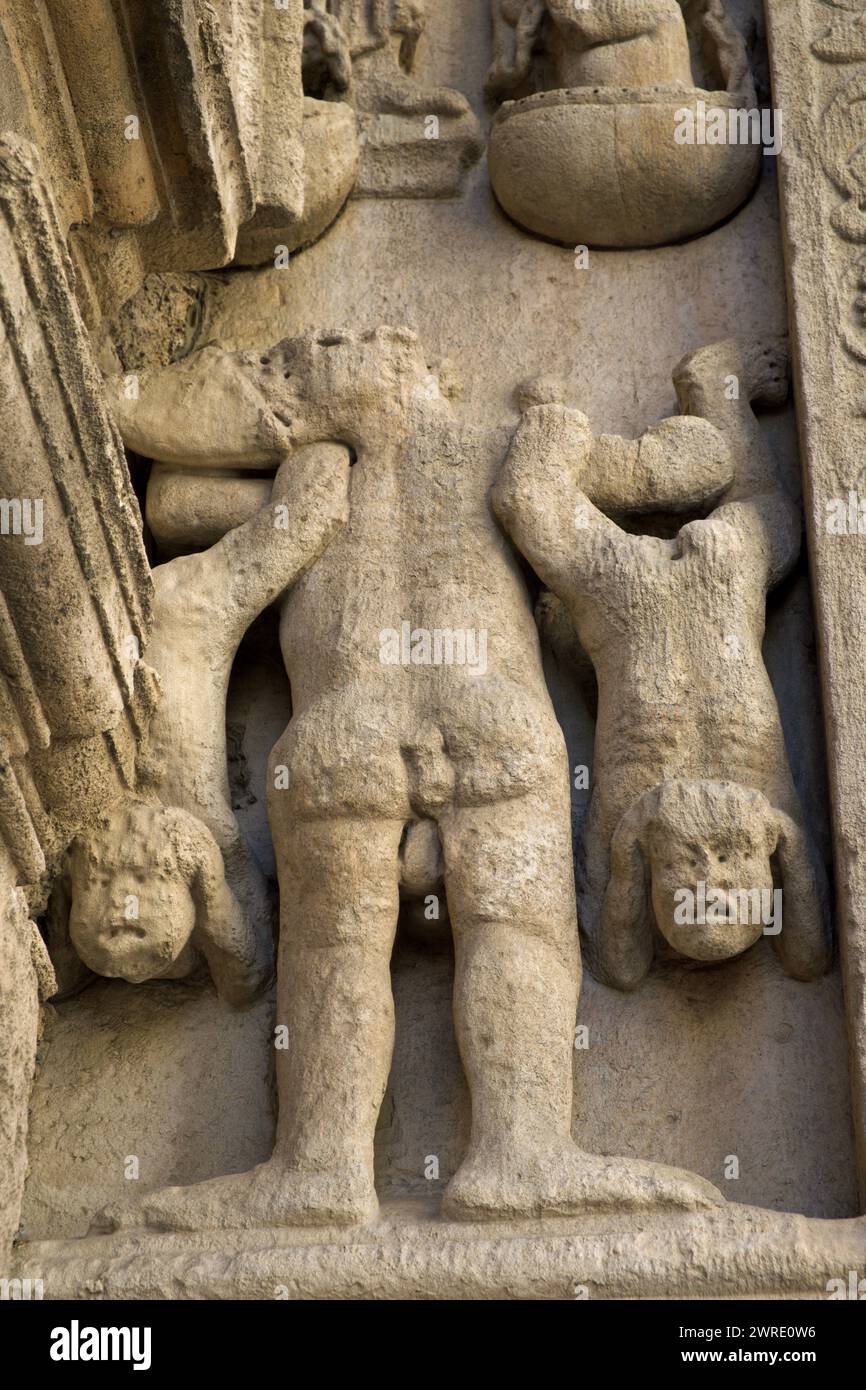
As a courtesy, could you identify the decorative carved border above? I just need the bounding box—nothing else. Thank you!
[0,136,155,880]
[766,0,866,1205]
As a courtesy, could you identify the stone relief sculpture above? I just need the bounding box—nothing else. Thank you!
[132,445,350,925]
[44,445,351,1002]
[303,0,483,196]
[486,0,762,245]
[46,802,272,1007]
[493,339,831,988]
[3,0,865,1310]
[0,2,359,321]
[94,326,733,1230]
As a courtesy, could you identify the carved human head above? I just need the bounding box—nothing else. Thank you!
[597,779,830,989]
[62,802,214,985]
[644,781,776,962]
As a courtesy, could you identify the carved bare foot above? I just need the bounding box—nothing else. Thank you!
[443,1139,723,1221]
[90,1159,378,1234]
[674,337,789,411]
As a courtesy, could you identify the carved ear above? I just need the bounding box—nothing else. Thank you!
[45,847,95,1000]
[769,810,832,981]
[597,791,658,991]
[170,809,274,1008]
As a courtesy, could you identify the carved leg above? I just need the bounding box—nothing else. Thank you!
[575,799,615,981]
[272,815,404,1189]
[438,789,723,1219]
[93,815,404,1232]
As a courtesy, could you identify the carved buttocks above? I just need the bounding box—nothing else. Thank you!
[3,0,862,1298]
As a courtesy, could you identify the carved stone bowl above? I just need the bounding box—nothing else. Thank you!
[487,86,763,248]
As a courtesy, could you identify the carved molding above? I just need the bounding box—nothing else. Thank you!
[766,0,866,1201]
[0,135,156,882]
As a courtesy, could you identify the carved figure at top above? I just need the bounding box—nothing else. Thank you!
[47,444,351,1006]
[98,325,731,1231]
[493,339,831,990]
[487,0,695,96]
[485,0,763,247]
[303,0,483,197]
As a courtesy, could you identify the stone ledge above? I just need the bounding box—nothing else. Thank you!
[11,1199,866,1300]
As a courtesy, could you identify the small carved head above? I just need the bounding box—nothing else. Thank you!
[645,781,776,962]
[61,803,212,984]
[48,802,268,1006]
[597,779,830,989]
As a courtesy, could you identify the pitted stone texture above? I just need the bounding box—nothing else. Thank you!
[20,979,275,1243]
[12,1201,866,1300]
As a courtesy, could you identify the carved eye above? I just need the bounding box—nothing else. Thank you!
[718,855,727,864]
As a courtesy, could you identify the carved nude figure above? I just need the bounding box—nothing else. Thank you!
[493,339,831,991]
[48,445,350,1005]
[141,444,351,930]
[487,0,695,100]
[98,325,731,1230]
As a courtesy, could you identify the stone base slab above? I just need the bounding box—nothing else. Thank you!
[11,1199,866,1300]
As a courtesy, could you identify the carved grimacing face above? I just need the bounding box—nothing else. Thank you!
[648,820,775,963]
[69,861,195,985]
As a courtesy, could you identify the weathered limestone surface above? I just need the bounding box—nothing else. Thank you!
[304,0,483,197]
[0,135,151,1269]
[20,980,275,1245]
[765,0,866,1203]
[2,0,866,1301]
[486,0,761,246]
[0,863,44,1260]
[0,1,357,320]
[11,1203,866,1300]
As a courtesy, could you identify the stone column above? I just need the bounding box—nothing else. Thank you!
[0,860,42,1271]
[0,135,155,1265]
